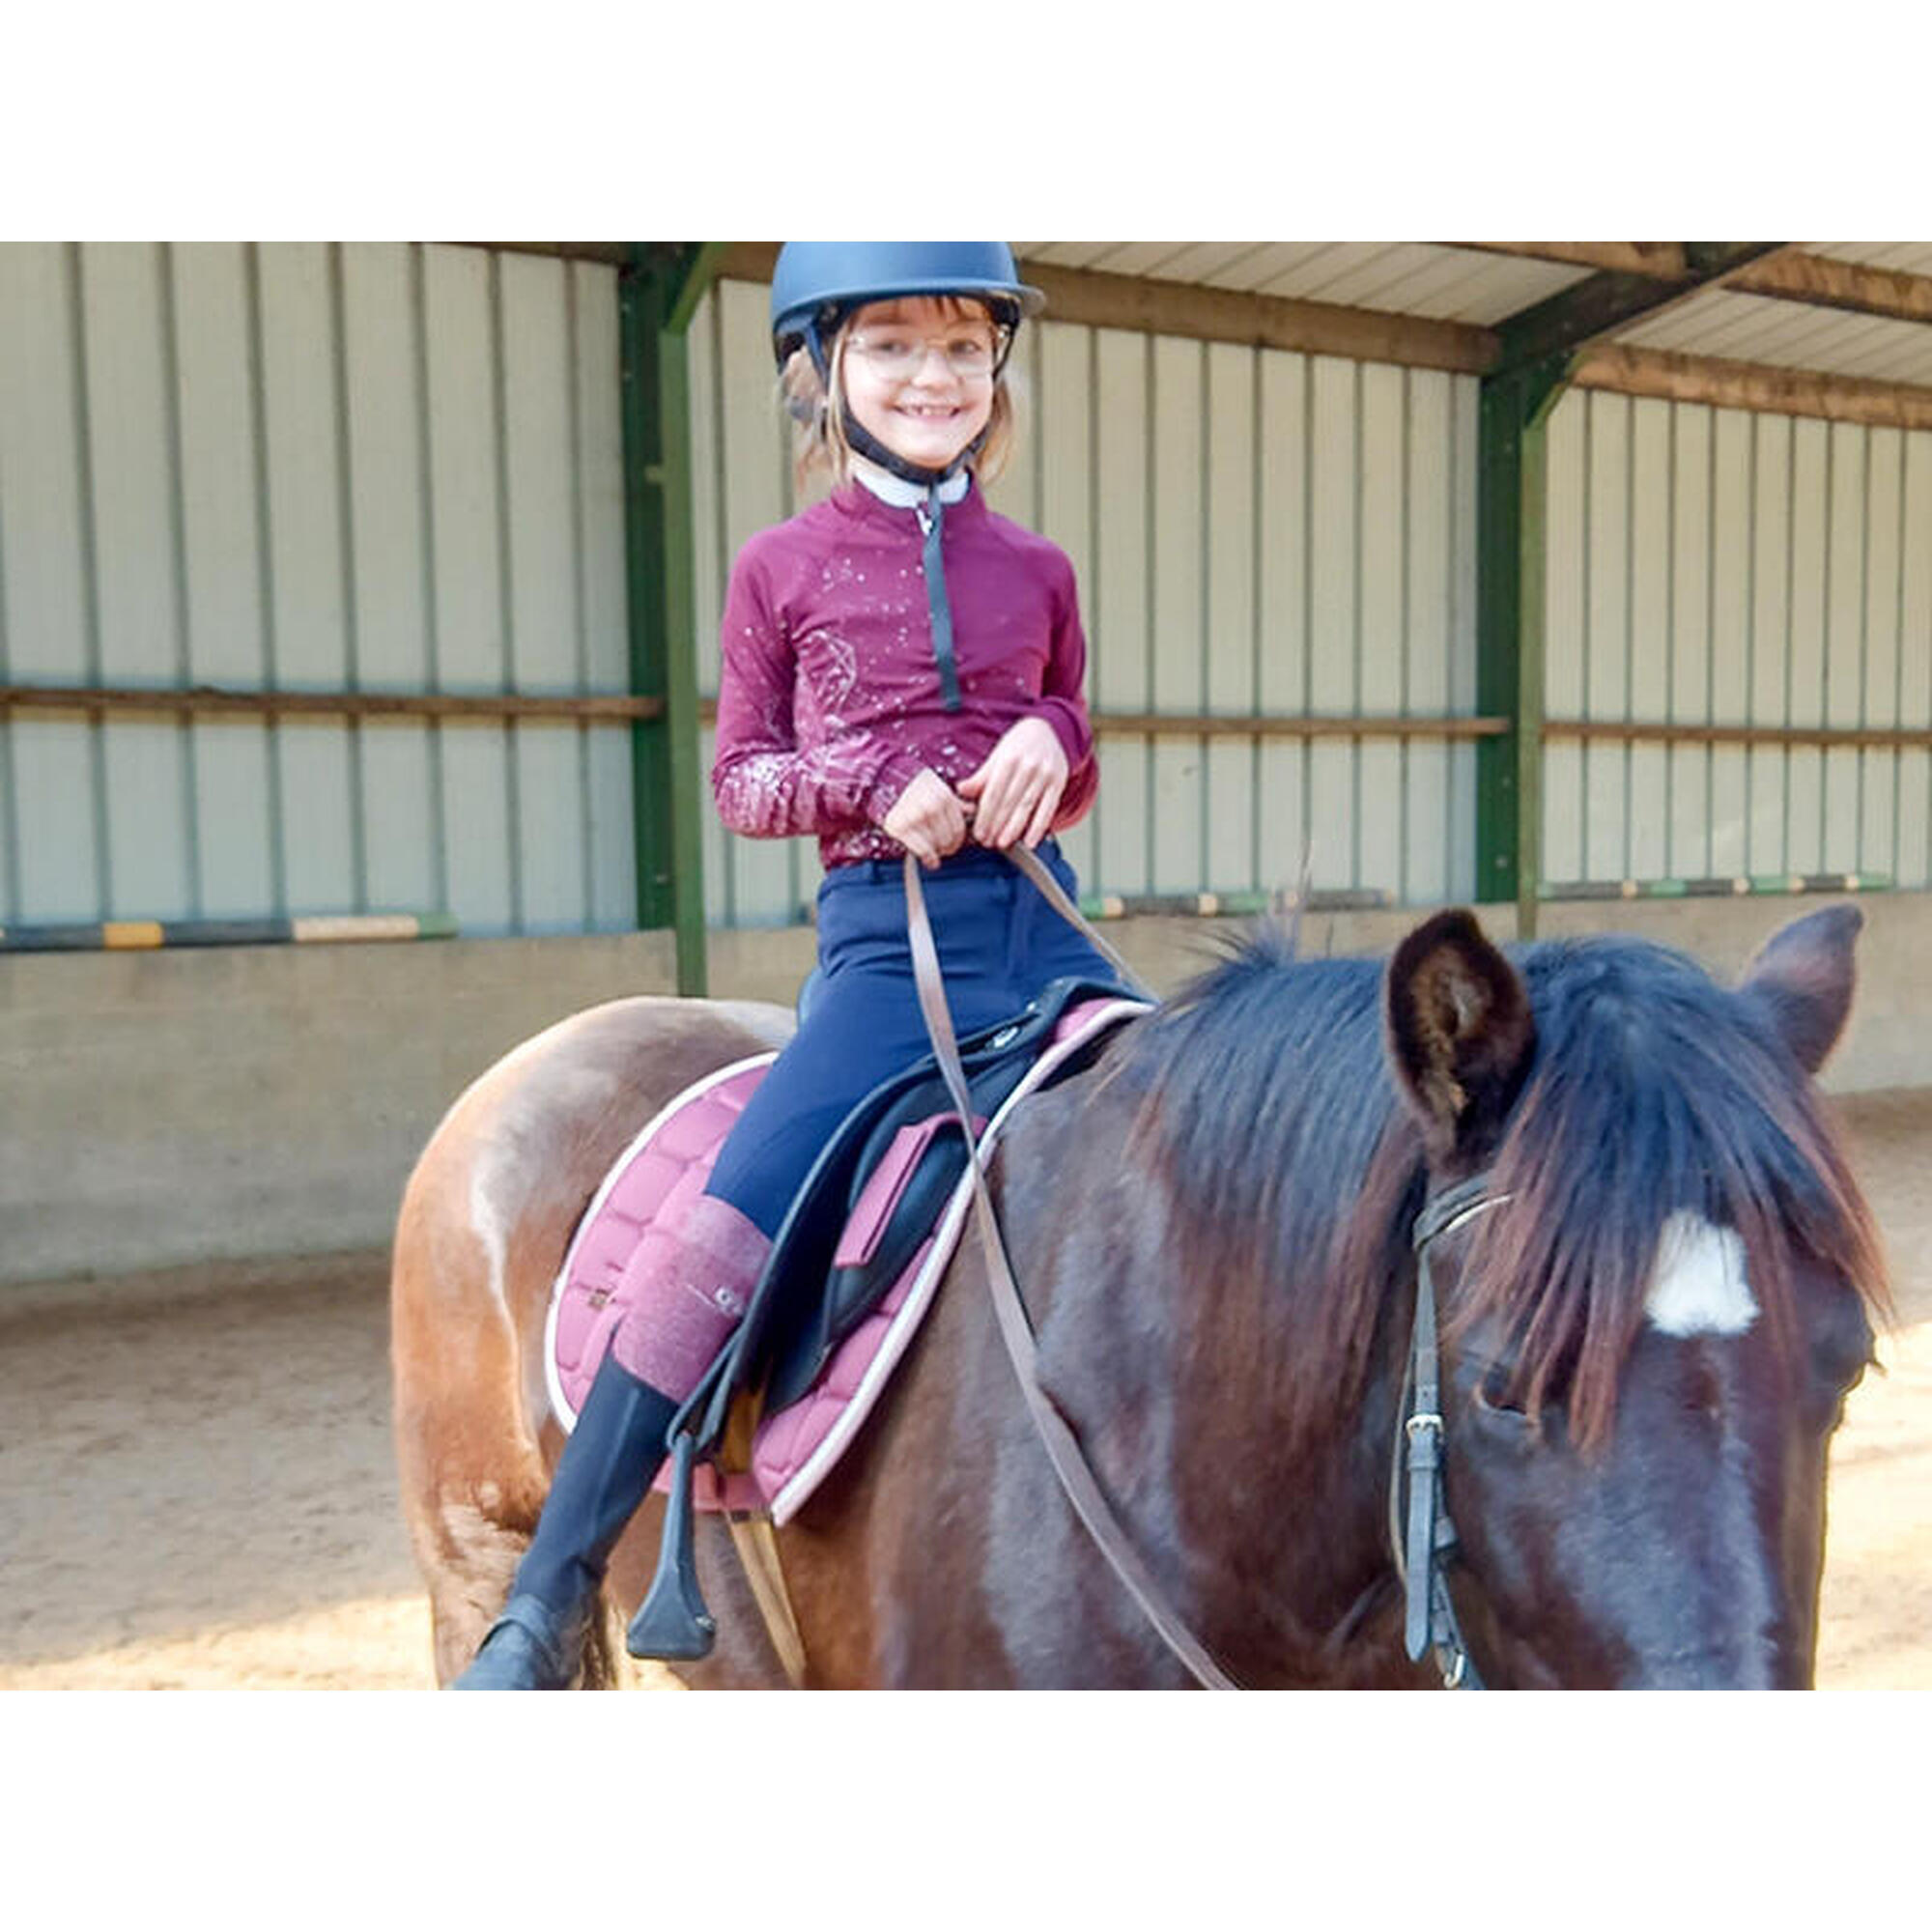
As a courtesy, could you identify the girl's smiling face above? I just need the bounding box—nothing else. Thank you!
[838,296,998,472]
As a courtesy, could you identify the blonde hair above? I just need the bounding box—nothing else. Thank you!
[780,295,1018,493]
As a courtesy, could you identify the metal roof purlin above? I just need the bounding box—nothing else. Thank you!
[1490,242,1792,375]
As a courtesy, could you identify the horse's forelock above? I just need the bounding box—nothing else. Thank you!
[1450,939,1890,1453]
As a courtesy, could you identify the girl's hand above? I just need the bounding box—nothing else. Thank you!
[956,717,1068,850]
[882,767,971,869]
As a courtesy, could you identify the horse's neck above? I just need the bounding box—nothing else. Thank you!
[1009,1077,1410,1686]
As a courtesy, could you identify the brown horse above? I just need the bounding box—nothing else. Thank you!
[391,904,1887,1688]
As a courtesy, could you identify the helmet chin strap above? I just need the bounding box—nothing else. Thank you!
[838,405,983,489]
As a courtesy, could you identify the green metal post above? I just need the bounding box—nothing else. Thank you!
[619,244,722,995]
[1473,247,1786,936]
[1474,354,1568,936]
[1514,378,1568,941]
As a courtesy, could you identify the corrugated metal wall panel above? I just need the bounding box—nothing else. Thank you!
[0,245,99,921]
[422,243,509,935]
[175,244,274,919]
[1028,316,1097,889]
[85,244,194,922]
[1256,347,1309,894]
[1092,326,1153,895]
[1150,332,1205,895]
[1203,340,1257,895]
[706,275,809,925]
[1542,387,1932,889]
[689,277,1484,923]
[0,242,633,935]
[1900,436,1932,886]
[342,242,435,923]
[258,244,358,919]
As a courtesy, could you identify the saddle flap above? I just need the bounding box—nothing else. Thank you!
[835,1113,980,1270]
[713,975,1128,1421]
[751,992,1153,1522]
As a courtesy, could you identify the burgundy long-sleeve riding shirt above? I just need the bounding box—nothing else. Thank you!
[710,477,1098,870]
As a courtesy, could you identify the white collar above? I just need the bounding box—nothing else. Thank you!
[850,457,971,509]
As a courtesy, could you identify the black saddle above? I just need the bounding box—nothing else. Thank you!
[731,972,1127,1429]
[626,972,1134,1662]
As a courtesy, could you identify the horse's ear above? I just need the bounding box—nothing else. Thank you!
[1737,903,1861,1074]
[1384,909,1536,1160]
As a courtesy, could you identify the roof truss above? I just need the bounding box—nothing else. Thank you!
[1491,243,1791,371]
[683,240,1932,429]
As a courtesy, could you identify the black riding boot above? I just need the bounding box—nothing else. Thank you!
[449,1353,677,1690]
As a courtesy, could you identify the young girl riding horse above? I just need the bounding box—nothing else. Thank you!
[454,241,1122,1689]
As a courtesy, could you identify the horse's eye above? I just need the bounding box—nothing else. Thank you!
[1808,1286,1878,1400]
[1471,1372,1532,1425]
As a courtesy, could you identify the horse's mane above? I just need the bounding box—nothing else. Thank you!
[1121,922,1889,1454]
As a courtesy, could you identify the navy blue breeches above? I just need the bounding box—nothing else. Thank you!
[704,839,1121,1237]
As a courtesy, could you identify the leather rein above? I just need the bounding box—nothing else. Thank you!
[901,851,1241,1690]
[902,849,1493,1692]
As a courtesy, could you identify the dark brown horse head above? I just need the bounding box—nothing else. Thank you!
[1382,904,1885,1688]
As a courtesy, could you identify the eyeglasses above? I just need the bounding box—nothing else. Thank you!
[843,330,999,381]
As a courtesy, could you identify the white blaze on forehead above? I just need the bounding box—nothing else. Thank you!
[1645,1211,1757,1337]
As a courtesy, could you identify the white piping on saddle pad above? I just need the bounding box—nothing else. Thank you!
[767,996,1152,1525]
[544,1052,781,1432]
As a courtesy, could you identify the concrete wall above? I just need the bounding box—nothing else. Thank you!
[4,891,1924,1288]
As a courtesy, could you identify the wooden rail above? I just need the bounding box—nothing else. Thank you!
[20,689,1923,753]
[0,684,664,723]
[1544,719,1932,752]
[1089,712,1508,741]
[2,686,1507,743]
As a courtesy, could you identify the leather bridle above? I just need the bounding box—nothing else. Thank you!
[904,850,1498,1692]
[1391,1173,1507,1691]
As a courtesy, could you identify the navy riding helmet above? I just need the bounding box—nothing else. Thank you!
[770,242,1044,494]
[769,241,1044,381]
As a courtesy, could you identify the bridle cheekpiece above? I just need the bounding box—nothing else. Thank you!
[1395,1172,1510,1690]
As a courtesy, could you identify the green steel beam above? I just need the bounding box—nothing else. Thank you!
[619,243,721,995]
[1475,354,1570,931]
[1492,243,1788,374]
[665,242,727,334]
[619,258,672,936]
